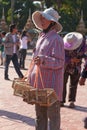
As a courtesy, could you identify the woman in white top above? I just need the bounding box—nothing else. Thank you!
[19,30,28,69]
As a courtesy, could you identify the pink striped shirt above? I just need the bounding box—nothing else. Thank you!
[28,30,65,101]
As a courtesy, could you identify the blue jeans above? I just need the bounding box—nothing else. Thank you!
[4,54,24,79]
[35,101,60,130]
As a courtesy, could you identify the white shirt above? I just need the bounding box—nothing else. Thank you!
[20,36,28,49]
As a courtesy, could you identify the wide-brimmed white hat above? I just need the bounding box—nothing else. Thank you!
[32,7,62,32]
[63,32,83,50]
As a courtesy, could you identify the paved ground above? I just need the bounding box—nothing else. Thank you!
[0,49,87,130]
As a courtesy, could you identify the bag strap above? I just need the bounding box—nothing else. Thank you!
[23,60,45,88]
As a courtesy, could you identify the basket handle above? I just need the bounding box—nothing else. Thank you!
[34,66,44,89]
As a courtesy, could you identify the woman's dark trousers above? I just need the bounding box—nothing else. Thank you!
[19,49,26,68]
[62,71,80,103]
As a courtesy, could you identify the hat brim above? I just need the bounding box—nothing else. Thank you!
[63,32,83,50]
[32,11,62,33]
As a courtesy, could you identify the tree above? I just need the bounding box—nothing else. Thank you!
[0,0,36,30]
[0,0,87,32]
[59,0,87,32]
[13,0,36,29]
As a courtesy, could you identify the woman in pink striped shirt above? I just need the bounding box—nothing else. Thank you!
[27,8,65,130]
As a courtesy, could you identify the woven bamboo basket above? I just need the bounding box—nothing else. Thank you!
[23,88,58,106]
[12,81,32,97]
[22,67,58,106]
[12,66,58,106]
[12,78,24,88]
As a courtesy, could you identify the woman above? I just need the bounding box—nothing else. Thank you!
[19,30,29,69]
[27,8,65,130]
[61,32,87,108]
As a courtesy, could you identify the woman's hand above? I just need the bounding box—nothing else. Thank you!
[34,56,41,66]
[71,58,81,64]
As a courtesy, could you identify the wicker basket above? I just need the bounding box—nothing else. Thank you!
[23,88,58,106]
[12,67,58,106]
[12,80,58,106]
[12,81,32,97]
[23,67,58,106]
[12,78,24,88]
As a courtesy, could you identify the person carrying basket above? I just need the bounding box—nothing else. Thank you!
[27,7,65,130]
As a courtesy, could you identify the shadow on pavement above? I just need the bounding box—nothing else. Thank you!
[0,110,35,126]
[62,105,87,112]
[0,66,5,69]
[75,105,87,112]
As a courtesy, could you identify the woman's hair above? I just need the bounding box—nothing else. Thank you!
[21,30,27,38]
[43,22,56,33]
[9,24,16,32]
[1,31,6,36]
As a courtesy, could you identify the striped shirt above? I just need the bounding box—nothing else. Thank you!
[28,30,65,101]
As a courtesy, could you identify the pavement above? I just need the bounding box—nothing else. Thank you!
[0,49,87,130]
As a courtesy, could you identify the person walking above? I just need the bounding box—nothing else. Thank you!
[19,30,29,69]
[61,32,87,108]
[4,24,24,80]
[27,7,65,130]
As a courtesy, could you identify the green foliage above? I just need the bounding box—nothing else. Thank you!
[13,0,36,29]
[45,0,53,8]
[59,5,79,32]
[0,0,36,30]
[7,9,12,24]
